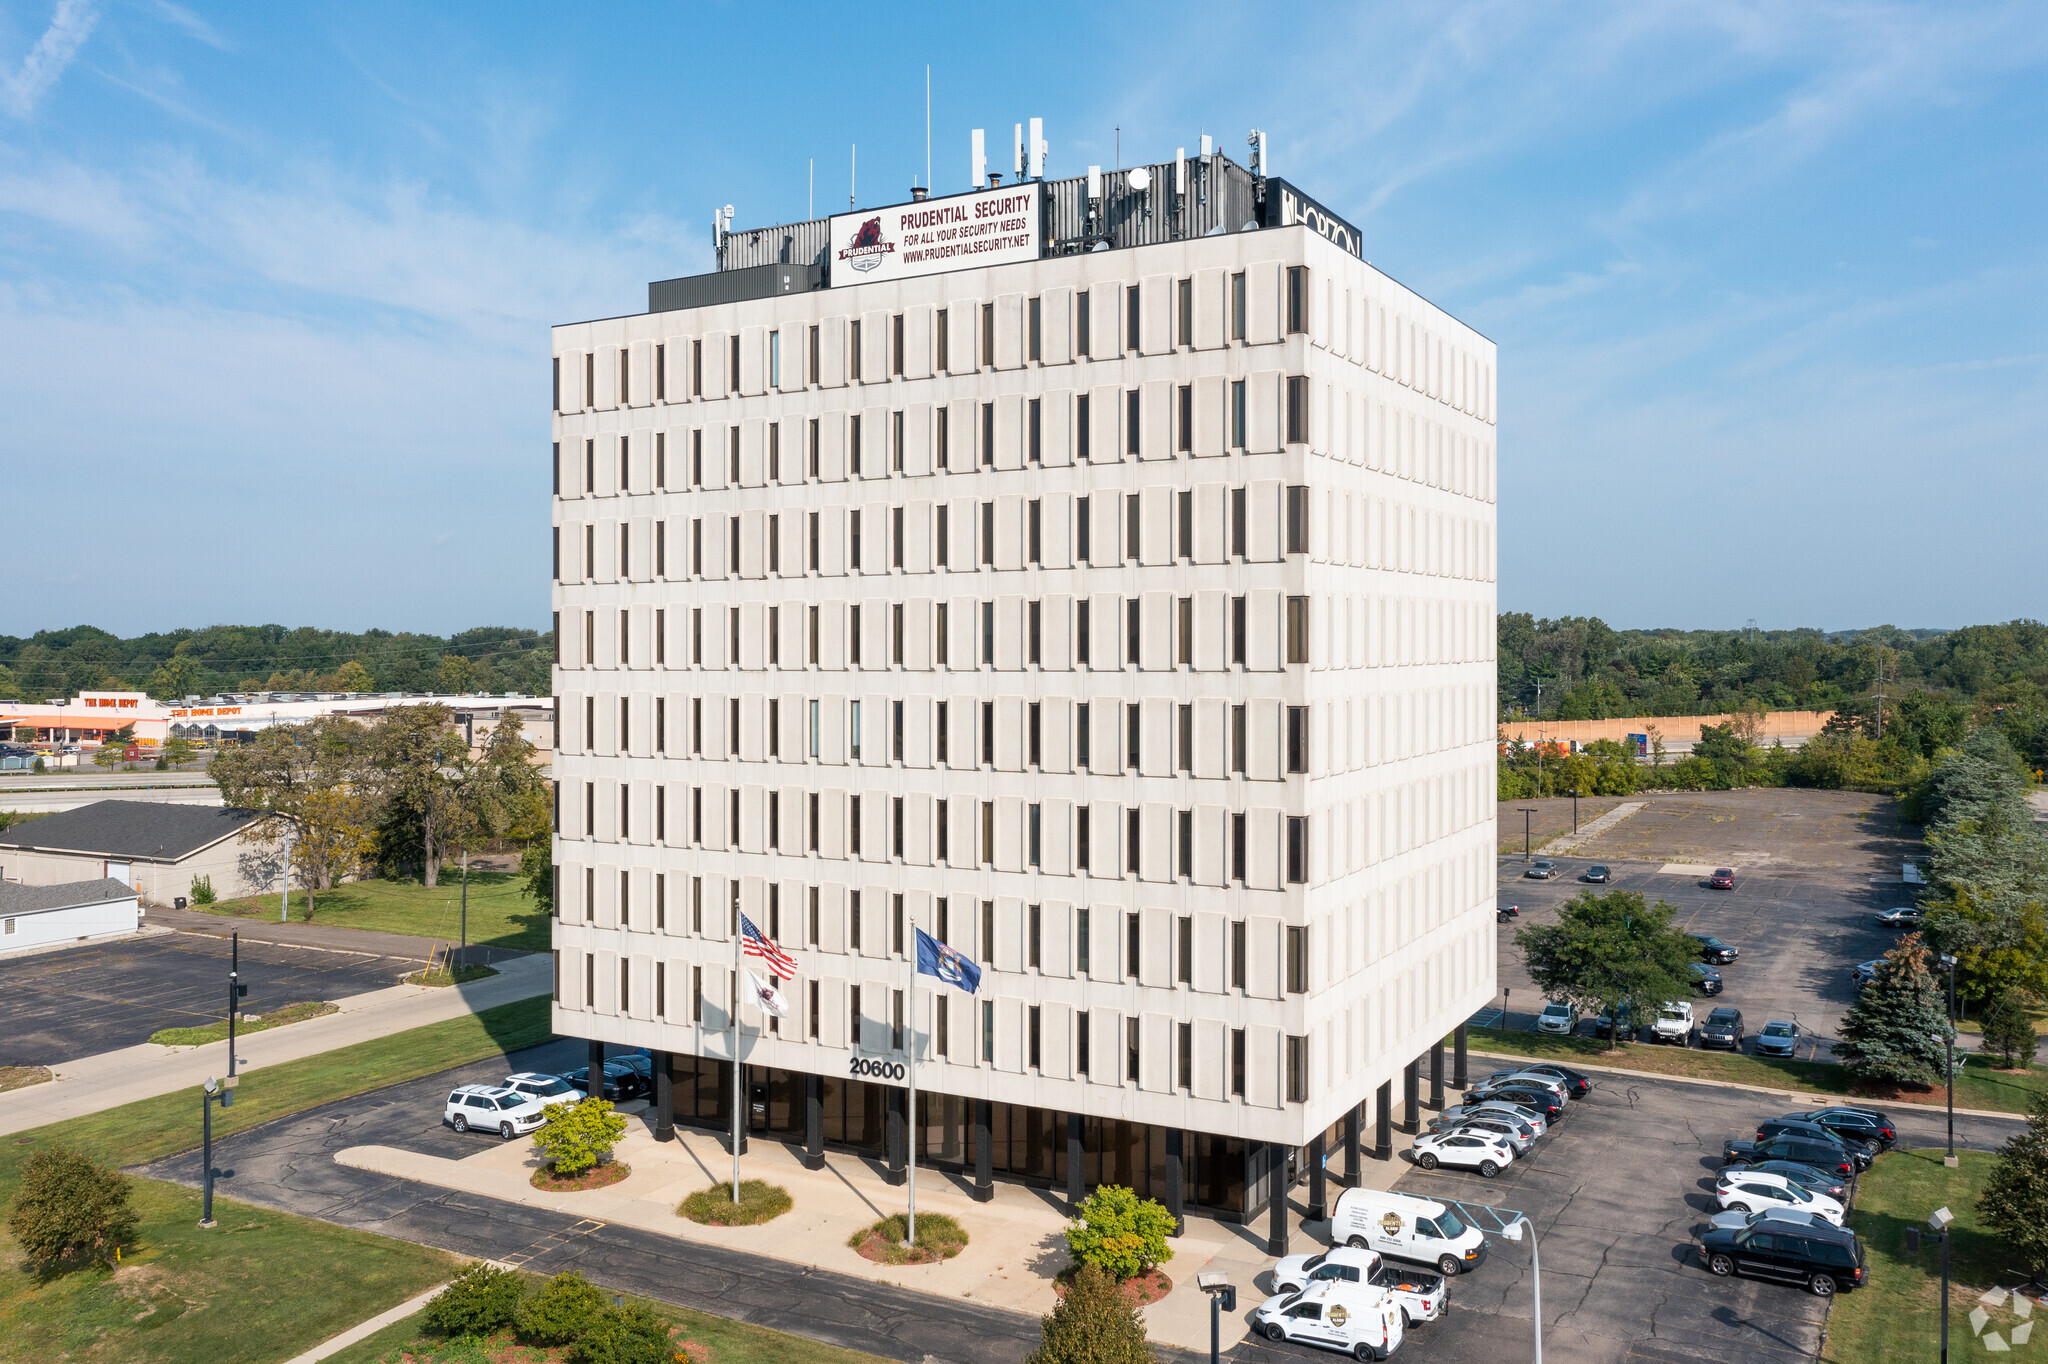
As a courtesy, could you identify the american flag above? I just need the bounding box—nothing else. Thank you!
[739,913,797,978]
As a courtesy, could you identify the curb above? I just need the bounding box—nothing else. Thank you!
[1465,1048,2028,1121]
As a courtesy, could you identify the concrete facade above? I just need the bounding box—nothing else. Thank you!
[549,194,1497,1218]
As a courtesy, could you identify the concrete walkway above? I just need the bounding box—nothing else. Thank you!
[334,1097,1426,1356]
[0,952,552,1136]
[280,1280,452,1364]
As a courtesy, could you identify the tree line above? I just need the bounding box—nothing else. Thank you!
[210,704,548,912]
[1498,615,2048,734]
[0,623,553,702]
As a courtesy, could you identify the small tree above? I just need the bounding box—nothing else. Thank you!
[1028,1263,1154,1364]
[188,874,216,906]
[1063,1185,1176,1281]
[1979,1090,2048,1285]
[517,1271,609,1347]
[1978,992,2040,1070]
[1516,890,1699,1045]
[423,1262,525,1338]
[7,1146,138,1274]
[1832,933,1951,1086]
[533,1096,629,1176]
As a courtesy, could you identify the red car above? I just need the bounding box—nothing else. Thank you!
[1708,868,1736,889]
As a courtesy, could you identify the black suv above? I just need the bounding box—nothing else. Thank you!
[1754,1118,1875,1168]
[1699,1007,1744,1049]
[1692,934,1739,964]
[1485,1062,1593,1098]
[1721,1136,1857,1180]
[1792,1106,1897,1151]
[1464,1082,1564,1119]
[1698,1220,1865,1297]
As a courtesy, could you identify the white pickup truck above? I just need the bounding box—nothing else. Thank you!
[1651,1000,1695,1046]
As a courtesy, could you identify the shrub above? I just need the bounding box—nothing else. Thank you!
[848,1212,969,1264]
[532,1095,628,1176]
[422,1262,524,1338]
[1027,1263,1152,1364]
[678,1179,792,1226]
[1062,1184,1175,1281]
[189,874,216,906]
[1980,992,2042,1070]
[568,1300,673,1364]
[516,1271,609,1347]
[7,1146,138,1274]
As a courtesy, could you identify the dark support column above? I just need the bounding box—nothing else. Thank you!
[587,1039,606,1100]
[1307,1133,1328,1222]
[1164,1129,1186,1236]
[1266,1145,1290,1256]
[1430,1041,1445,1110]
[1453,1024,1469,1089]
[884,1089,906,1185]
[1374,1081,1393,1159]
[653,1050,674,1141]
[1343,1107,1361,1186]
[1403,1060,1419,1134]
[972,1101,994,1203]
[1065,1112,1085,1211]
[802,1074,824,1170]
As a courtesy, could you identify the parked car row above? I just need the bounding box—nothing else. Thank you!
[442,1057,653,1140]
[1699,1104,1897,1297]
[1413,1062,1591,1178]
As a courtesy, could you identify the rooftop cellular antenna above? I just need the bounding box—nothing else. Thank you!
[1029,117,1044,179]
[850,143,856,209]
[1013,123,1024,179]
[971,128,986,190]
[924,65,931,194]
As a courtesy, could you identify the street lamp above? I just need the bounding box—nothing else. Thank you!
[1569,789,1581,835]
[198,1073,237,1227]
[1517,808,1537,863]
[1938,953,1958,1167]
[1501,1216,1543,1364]
[1196,1271,1236,1364]
[1907,1206,1955,1364]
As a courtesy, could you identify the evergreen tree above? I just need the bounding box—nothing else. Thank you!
[1027,1263,1155,1364]
[1978,992,2041,1071]
[1831,934,1952,1086]
[1979,1090,2048,1284]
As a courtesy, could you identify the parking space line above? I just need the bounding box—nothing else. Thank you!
[500,1218,608,1268]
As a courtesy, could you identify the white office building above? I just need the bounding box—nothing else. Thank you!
[549,138,1498,1244]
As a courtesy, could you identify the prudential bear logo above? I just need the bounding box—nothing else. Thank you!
[839,215,895,274]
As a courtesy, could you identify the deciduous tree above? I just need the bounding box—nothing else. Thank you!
[1515,890,1699,1045]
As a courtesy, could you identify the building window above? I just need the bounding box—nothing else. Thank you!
[1177,277,1192,347]
[936,406,949,469]
[1028,1005,1042,1070]
[1126,1017,1141,1083]
[1125,703,1139,772]
[1286,266,1307,334]
[1126,911,1141,979]
[936,508,949,569]
[981,602,994,666]
[1286,1034,1309,1103]
[1286,925,1309,993]
[1077,394,1091,461]
[1230,1027,1246,1097]
[1178,1022,1192,1090]
[850,511,862,570]
[1287,816,1309,884]
[808,418,820,478]
[1076,496,1091,562]
[1076,601,1091,666]
[1286,484,1309,554]
[936,309,949,372]
[1287,706,1308,774]
[850,984,862,1047]
[891,313,904,376]
[849,414,862,476]
[1230,485,1247,557]
[1077,290,1090,356]
[1230,919,1247,990]
[1286,596,1310,665]
[768,330,781,388]
[691,339,702,396]
[1028,803,1041,867]
[1177,916,1192,985]
[1177,385,1192,454]
[1076,907,1091,973]
[1177,598,1193,668]
[809,980,820,1039]
[849,319,862,382]
[1126,599,1140,667]
[1075,1011,1090,1075]
[936,995,949,1057]
[1286,376,1308,445]
[981,402,994,467]
[1231,597,1247,667]
[981,302,995,367]
[1230,271,1247,342]
[1230,812,1246,881]
[1028,902,1042,970]
[981,899,995,965]
[980,801,994,865]
[1028,603,1042,667]
[768,423,780,482]
[849,795,862,855]
[982,999,994,1062]
[1125,389,1140,457]
[1028,296,1042,361]
[1125,283,1140,352]
[1029,397,1041,463]
[729,334,740,393]
[1177,808,1193,879]
[849,699,862,760]
[1076,806,1091,871]
[893,410,905,473]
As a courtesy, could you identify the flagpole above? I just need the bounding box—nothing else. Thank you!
[906,910,917,1246]
[732,910,742,1204]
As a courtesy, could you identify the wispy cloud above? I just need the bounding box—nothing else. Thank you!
[153,1,230,51]
[1,0,98,118]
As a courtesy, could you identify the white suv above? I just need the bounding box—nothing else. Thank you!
[444,1084,549,1139]
[504,1072,582,1109]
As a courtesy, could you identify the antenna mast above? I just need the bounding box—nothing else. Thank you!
[925,65,931,193]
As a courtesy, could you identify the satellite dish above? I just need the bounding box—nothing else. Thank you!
[1126,166,1152,192]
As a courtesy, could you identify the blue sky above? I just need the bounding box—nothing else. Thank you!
[1,1,2041,637]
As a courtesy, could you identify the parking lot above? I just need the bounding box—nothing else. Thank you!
[0,930,414,1065]
[1493,790,1925,1053]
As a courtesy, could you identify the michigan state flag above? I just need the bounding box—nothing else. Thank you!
[914,926,982,994]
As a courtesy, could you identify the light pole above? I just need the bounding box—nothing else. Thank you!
[1502,1215,1543,1364]
[1196,1271,1236,1364]
[460,849,469,961]
[1938,953,1958,1167]
[1907,1207,1955,1364]
[278,826,293,924]
[198,1073,237,1227]
[1569,789,1580,835]
[1518,808,1537,862]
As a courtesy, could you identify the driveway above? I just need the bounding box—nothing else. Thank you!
[0,930,413,1065]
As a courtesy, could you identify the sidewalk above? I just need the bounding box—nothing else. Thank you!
[0,953,553,1136]
[336,1099,1426,1355]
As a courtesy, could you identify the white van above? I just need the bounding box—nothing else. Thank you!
[1330,1187,1489,1276]
[1251,1280,1406,1358]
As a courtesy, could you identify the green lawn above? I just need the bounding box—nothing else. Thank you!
[1822,1148,2037,1362]
[322,1279,888,1364]
[147,999,337,1047]
[204,869,548,951]
[1468,1027,2048,1115]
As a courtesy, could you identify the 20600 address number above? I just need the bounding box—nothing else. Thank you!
[849,1057,906,1083]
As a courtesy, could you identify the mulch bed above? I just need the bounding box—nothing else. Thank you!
[1054,1266,1174,1306]
[529,1160,629,1193]
[848,1213,969,1265]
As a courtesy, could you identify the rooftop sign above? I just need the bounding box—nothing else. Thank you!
[827,183,1041,287]
[1262,177,1362,258]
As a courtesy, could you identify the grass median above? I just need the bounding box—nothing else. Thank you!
[1467,1025,2048,1115]
[203,869,548,951]
[147,999,337,1046]
[0,995,556,1364]
[1821,1147,2037,1363]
